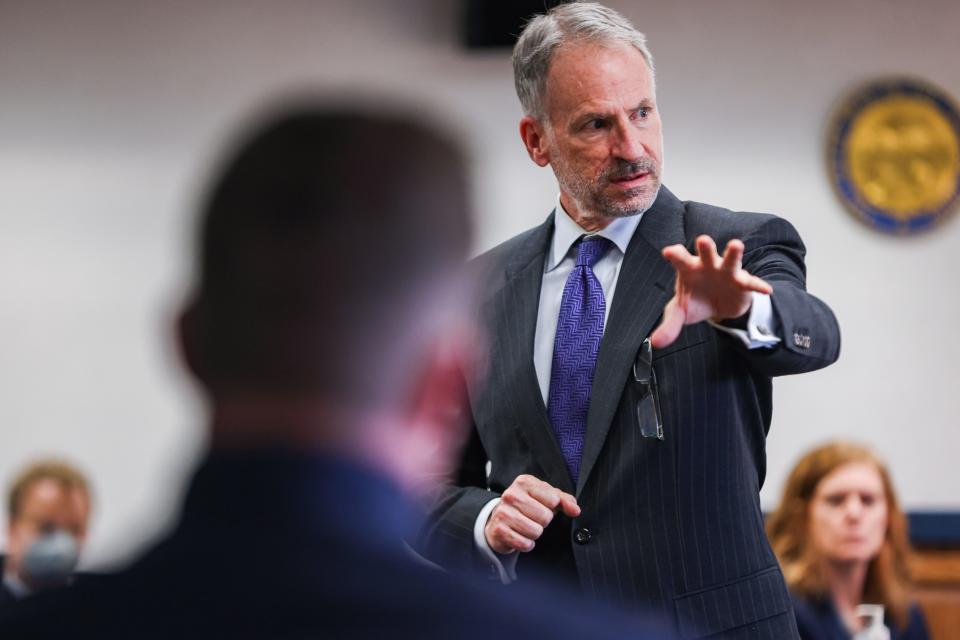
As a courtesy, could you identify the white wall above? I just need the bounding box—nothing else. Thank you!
[1,0,958,569]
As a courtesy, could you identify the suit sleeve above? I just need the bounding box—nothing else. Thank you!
[732,215,840,377]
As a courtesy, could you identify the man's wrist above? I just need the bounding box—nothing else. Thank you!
[717,306,751,330]
[473,497,518,584]
[709,292,781,349]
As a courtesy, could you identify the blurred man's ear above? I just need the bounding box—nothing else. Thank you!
[393,326,483,497]
[408,333,472,442]
[176,300,208,387]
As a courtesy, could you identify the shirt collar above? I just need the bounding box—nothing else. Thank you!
[546,193,644,272]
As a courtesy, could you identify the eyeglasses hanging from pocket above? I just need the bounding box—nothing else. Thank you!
[632,338,664,440]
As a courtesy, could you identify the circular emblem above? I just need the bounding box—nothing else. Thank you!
[828,77,960,234]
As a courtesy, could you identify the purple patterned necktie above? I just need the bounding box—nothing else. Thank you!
[548,235,611,484]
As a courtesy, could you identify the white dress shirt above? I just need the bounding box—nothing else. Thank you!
[474,196,780,584]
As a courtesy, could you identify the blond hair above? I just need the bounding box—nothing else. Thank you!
[7,459,91,521]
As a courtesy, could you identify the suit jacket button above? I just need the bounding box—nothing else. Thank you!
[573,527,592,545]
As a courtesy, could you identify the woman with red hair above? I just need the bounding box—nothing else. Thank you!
[767,442,929,639]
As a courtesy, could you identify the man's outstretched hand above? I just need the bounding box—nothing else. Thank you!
[650,235,772,349]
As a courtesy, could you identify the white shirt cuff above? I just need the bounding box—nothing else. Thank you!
[709,292,781,349]
[473,497,519,584]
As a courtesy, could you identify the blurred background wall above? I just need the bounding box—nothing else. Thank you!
[1,0,958,569]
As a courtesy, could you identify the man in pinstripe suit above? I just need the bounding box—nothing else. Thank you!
[420,3,840,639]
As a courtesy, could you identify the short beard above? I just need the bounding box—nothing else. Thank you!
[555,156,661,220]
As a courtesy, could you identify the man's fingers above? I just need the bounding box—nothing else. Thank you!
[505,530,536,553]
[720,239,744,273]
[735,271,773,295]
[695,235,721,270]
[558,491,581,518]
[501,484,556,527]
[486,518,536,553]
[489,475,583,553]
[661,244,697,271]
[492,503,545,541]
[520,476,570,512]
[650,296,686,349]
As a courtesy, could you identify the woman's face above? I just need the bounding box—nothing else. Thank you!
[808,462,889,565]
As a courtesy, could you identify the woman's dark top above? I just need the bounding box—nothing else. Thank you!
[791,594,930,640]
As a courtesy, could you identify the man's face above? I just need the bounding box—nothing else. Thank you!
[6,479,89,584]
[808,462,889,566]
[538,41,663,225]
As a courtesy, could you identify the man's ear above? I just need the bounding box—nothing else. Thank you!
[519,116,552,167]
[176,299,209,386]
[406,336,472,449]
[399,326,483,487]
[359,320,486,497]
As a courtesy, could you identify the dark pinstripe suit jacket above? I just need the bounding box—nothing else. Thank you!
[421,187,840,639]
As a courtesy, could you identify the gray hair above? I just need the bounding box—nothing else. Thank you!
[512,2,655,120]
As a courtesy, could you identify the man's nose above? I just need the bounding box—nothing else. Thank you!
[612,120,646,161]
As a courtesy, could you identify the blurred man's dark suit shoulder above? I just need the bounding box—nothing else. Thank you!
[0,450,670,639]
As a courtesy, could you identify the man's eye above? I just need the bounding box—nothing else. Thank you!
[585,119,607,130]
[633,107,650,119]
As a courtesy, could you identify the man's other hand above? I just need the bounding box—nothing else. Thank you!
[650,235,772,349]
[484,474,580,554]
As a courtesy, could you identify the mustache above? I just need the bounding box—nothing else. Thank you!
[603,158,658,182]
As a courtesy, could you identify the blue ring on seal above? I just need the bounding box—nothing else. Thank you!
[830,78,960,235]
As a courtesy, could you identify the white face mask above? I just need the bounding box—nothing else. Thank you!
[21,530,79,587]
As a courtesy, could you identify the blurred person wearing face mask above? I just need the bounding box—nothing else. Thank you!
[766,442,930,640]
[1,460,90,607]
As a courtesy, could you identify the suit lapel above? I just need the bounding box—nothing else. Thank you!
[491,214,577,495]
[576,187,687,495]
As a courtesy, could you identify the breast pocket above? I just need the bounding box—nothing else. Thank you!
[651,322,712,362]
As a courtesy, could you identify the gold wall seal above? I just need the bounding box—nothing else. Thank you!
[828,77,960,234]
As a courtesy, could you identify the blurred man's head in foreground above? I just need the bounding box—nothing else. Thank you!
[4,459,91,594]
[179,104,477,494]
